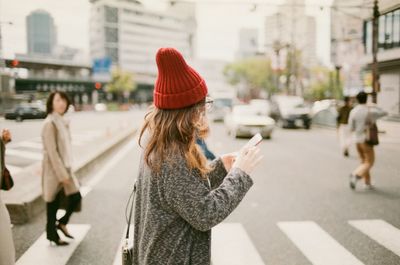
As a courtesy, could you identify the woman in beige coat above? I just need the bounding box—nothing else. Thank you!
[42,91,81,246]
[0,129,15,264]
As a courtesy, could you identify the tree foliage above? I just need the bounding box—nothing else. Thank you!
[223,58,277,98]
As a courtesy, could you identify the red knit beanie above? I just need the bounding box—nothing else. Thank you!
[154,48,208,109]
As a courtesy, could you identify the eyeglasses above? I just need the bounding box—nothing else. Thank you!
[205,97,214,111]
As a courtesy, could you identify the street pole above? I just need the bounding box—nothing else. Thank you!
[371,0,379,103]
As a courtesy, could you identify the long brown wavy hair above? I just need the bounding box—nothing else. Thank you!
[139,100,211,177]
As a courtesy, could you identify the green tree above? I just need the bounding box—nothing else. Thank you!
[304,67,343,101]
[223,57,276,99]
[283,49,304,95]
[106,68,137,103]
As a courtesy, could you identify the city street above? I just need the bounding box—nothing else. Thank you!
[8,111,400,265]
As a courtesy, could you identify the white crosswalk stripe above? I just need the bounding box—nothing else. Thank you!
[349,219,400,257]
[16,224,91,265]
[212,223,265,265]
[5,164,23,174]
[278,221,365,265]
[14,141,43,150]
[5,148,42,160]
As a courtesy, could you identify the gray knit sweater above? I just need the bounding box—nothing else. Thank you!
[133,153,253,265]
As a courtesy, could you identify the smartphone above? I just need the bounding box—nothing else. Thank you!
[243,133,262,149]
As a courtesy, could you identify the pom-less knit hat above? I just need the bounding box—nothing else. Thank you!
[154,48,208,109]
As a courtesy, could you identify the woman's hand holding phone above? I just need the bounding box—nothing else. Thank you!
[232,146,263,175]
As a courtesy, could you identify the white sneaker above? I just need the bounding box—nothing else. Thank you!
[362,183,375,190]
[349,174,357,190]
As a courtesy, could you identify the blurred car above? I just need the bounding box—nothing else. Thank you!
[210,97,233,122]
[225,105,275,139]
[312,99,339,127]
[5,105,47,121]
[272,96,312,129]
[94,103,107,112]
[249,99,272,116]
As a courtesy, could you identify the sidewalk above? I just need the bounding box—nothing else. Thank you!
[1,111,143,224]
[377,119,400,145]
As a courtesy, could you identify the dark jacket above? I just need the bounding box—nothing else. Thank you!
[337,105,353,126]
[133,153,253,265]
[196,138,216,161]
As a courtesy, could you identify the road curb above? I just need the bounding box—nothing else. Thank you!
[3,127,137,224]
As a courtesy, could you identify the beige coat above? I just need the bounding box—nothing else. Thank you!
[0,136,16,264]
[41,116,79,202]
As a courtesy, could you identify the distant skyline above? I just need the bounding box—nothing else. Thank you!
[0,0,333,65]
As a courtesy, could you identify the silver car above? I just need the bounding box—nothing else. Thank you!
[225,105,275,139]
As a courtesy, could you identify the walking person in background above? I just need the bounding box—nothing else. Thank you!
[133,47,263,265]
[196,137,216,161]
[42,91,82,246]
[0,129,15,265]
[337,96,353,157]
[348,92,387,190]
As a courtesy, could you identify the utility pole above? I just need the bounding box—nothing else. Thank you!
[371,0,379,103]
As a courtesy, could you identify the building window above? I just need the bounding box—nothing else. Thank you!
[106,47,119,63]
[378,15,385,50]
[105,6,118,23]
[363,8,400,53]
[394,10,400,47]
[105,27,118,43]
[385,12,393,49]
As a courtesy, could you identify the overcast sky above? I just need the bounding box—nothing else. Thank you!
[0,0,332,65]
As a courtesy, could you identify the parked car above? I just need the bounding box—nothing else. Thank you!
[5,105,47,121]
[225,105,275,139]
[249,99,272,116]
[272,96,312,129]
[210,97,233,122]
[94,103,107,112]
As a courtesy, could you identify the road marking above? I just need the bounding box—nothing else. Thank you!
[16,224,90,265]
[112,225,133,265]
[15,141,43,150]
[5,149,42,160]
[349,219,400,257]
[278,221,364,265]
[212,223,265,265]
[80,138,138,198]
[5,164,22,174]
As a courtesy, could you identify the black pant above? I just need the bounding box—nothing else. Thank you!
[46,190,81,240]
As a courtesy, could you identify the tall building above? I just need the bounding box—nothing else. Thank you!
[264,0,317,68]
[362,0,400,117]
[26,10,57,55]
[236,28,259,59]
[89,0,196,81]
[330,0,366,96]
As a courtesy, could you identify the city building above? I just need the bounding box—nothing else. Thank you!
[362,0,400,118]
[330,0,367,96]
[26,10,57,55]
[89,0,196,83]
[264,0,317,68]
[236,28,259,59]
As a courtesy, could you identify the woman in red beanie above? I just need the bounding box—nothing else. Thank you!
[133,47,263,265]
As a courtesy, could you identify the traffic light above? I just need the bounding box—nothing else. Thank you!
[95,82,102,90]
[11,59,19,67]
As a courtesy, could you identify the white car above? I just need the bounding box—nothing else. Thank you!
[249,99,272,116]
[94,103,107,112]
[225,105,275,139]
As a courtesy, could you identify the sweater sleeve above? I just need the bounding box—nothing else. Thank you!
[42,122,70,182]
[161,162,253,232]
[207,158,228,189]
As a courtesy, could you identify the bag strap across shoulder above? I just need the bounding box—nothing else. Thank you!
[125,182,137,239]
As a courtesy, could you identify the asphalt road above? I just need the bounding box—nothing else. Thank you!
[8,112,400,265]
